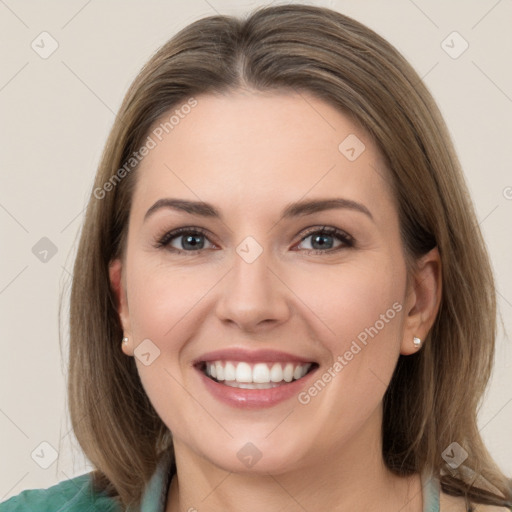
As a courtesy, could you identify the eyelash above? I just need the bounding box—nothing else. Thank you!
[154,226,355,256]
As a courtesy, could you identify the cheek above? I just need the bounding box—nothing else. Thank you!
[296,255,405,418]
[293,257,405,413]
[124,255,222,416]
[291,255,405,357]
[126,254,213,340]
[295,280,402,433]
[124,257,202,435]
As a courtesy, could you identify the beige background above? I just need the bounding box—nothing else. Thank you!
[1,0,511,500]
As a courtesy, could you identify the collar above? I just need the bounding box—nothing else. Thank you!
[129,451,440,512]
[127,449,175,512]
[421,467,441,512]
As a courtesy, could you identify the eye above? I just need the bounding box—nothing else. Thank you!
[295,226,354,254]
[155,227,215,254]
[154,225,354,255]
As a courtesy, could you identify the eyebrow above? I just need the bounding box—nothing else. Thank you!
[144,197,374,223]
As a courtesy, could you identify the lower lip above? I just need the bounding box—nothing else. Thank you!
[196,366,318,409]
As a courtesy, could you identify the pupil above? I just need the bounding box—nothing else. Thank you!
[183,235,204,250]
[313,234,333,250]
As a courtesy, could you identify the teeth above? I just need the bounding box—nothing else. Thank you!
[224,361,236,381]
[270,363,283,382]
[283,363,294,382]
[235,362,252,383]
[253,363,270,383]
[223,380,282,389]
[204,360,312,385]
[215,362,224,381]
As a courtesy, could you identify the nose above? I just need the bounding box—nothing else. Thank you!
[215,247,291,333]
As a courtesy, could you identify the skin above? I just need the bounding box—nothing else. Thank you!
[109,89,443,512]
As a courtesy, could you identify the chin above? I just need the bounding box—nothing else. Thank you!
[193,434,311,475]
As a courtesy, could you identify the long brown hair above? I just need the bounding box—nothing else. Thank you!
[64,4,512,509]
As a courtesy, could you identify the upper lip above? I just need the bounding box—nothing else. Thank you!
[192,348,317,366]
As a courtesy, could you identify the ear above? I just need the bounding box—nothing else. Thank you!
[400,246,442,355]
[109,258,133,356]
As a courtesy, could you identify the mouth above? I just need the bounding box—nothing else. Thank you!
[195,360,319,389]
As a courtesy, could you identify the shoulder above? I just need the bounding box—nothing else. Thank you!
[0,473,122,512]
[440,491,511,512]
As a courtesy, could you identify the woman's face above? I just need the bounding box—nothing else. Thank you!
[110,89,433,473]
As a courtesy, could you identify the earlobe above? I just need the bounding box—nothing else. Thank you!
[400,247,442,356]
[109,258,133,356]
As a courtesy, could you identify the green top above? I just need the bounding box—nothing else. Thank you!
[0,450,175,512]
[1,450,507,511]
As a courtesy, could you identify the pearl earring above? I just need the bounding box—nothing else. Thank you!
[122,337,128,345]
[413,336,422,348]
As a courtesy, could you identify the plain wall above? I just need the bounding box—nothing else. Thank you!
[1,0,511,500]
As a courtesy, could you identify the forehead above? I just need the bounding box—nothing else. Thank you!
[132,90,394,220]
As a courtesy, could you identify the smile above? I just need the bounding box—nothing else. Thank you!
[198,360,317,389]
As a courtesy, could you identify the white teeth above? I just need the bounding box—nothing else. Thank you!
[224,361,236,381]
[223,381,282,389]
[252,363,270,383]
[270,363,283,382]
[235,362,252,383]
[204,360,312,385]
[215,362,224,381]
[283,363,294,382]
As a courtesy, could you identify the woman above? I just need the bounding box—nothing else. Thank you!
[1,4,510,511]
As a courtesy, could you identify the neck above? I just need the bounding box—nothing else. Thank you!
[166,406,423,512]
